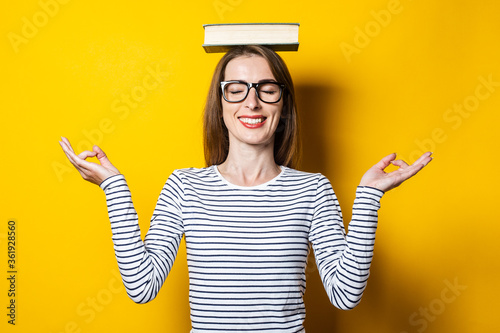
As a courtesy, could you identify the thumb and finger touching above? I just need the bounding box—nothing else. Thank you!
[361,152,433,192]
[78,150,98,160]
[59,137,120,185]
[375,153,397,170]
[387,152,433,189]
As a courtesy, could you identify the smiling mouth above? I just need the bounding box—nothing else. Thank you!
[238,117,267,125]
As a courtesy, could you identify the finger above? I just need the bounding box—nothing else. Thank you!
[60,137,76,154]
[59,140,84,167]
[93,145,119,171]
[61,146,85,169]
[390,159,410,168]
[412,151,433,167]
[93,145,109,162]
[390,152,433,171]
[397,159,430,182]
[61,147,84,171]
[59,141,96,172]
[59,141,85,166]
[59,140,78,161]
[78,150,98,160]
[375,153,397,170]
[60,139,103,169]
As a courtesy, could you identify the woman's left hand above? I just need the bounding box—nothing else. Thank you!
[359,152,433,192]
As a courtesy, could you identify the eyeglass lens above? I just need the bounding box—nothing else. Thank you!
[224,82,282,103]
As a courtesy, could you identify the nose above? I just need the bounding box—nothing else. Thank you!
[245,87,260,110]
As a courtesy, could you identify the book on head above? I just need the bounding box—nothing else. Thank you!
[203,23,300,53]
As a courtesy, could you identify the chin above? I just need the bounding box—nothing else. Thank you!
[246,135,276,147]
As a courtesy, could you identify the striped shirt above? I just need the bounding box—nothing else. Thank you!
[100,165,383,332]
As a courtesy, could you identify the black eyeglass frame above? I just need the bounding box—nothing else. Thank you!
[220,80,285,104]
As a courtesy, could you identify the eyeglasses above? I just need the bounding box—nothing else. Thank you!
[220,81,285,104]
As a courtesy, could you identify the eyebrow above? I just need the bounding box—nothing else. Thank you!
[258,79,278,83]
[226,79,278,83]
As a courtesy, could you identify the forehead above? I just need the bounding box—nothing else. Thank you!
[224,55,276,81]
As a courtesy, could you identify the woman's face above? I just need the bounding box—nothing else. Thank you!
[221,55,283,150]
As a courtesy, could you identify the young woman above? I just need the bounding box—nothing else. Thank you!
[59,45,432,332]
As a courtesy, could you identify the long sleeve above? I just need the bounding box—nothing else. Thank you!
[309,176,383,310]
[100,173,185,304]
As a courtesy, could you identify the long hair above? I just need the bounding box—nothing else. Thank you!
[203,45,300,168]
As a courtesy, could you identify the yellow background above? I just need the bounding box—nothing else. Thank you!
[1,0,499,332]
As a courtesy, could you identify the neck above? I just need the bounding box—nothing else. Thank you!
[217,142,281,187]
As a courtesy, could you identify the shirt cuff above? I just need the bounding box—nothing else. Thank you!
[99,174,126,191]
[357,185,385,197]
[355,186,384,210]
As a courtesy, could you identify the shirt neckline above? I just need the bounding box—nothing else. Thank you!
[211,165,287,190]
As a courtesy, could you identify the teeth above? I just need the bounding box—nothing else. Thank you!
[240,117,264,124]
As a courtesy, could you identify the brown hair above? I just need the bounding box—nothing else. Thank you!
[203,45,300,168]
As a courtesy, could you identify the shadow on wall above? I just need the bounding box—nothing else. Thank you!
[296,82,415,332]
[296,83,336,174]
[296,82,343,332]
[296,81,429,332]
[296,82,451,333]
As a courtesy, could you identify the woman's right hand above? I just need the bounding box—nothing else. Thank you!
[59,136,120,185]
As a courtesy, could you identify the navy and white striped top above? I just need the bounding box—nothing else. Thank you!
[100,165,383,332]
